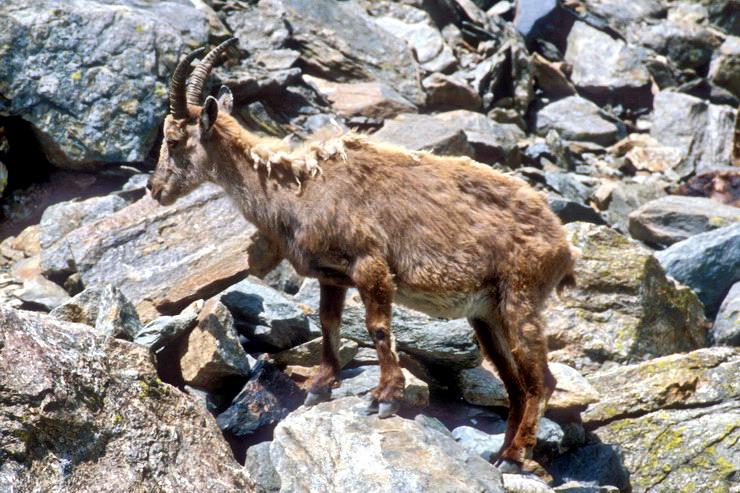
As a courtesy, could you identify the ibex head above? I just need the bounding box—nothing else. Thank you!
[148,39,237,206]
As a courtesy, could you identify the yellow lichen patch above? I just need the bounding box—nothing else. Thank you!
[71,71,83,81]
[135,25,144,32]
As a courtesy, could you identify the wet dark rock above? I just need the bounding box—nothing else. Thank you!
[713,282,740,346]
[548,195,607,225]
[536,96,621,146]
[50,285,142,341]
[628,195,740,246]
[0,0,209,168]
[216,359,304,436]
[655,223,740,317]
[218,276,313,352]
[374,113,475,157]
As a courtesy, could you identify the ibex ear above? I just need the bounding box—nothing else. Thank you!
[200,95,219,136]
[217,86,234,114]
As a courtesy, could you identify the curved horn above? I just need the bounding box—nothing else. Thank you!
[186,37,238,107]
[169,48,206,120]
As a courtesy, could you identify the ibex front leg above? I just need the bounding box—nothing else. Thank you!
[354,256,405,418]
[305,283,347,406]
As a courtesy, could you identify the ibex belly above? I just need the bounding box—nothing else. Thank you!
[394,287,492,320]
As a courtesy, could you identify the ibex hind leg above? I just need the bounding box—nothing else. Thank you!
[305,284,347,406]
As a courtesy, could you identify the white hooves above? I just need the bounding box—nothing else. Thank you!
[495,458,522,474]
[378,401,400,419]
[304,390,331,406]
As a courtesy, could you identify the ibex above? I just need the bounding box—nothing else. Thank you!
[148,39,578,475]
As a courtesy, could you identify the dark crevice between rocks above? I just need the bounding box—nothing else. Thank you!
[0,116,138,240]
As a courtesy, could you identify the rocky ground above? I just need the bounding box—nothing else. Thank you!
[1,0,739,492]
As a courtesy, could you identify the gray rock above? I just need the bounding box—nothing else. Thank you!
[583,347,739,427]
[422,73,482,111]
[270,397,505,492]
[504,474,555,493]
[178,299,251,391]
[553,483,618,493]
[337,303,482,370]
[550,444,630,492]
[565,21,651,107]
[0,308,254,492]
[544,223,708,374]
[709,36,740,100]
[456,366,509,407]
[304,76,417,120]
[545,172,599,206]
[216,358,304,436]
[0,0,208,168]
[261,258,305,296]
[50,284,142,340]
[374,113,475,157]
[714,281,740,346]
[640,20,723,69]
[452,426,505,462]
[332,365,430,408]
[548,195,606,225]
[219,276,312,352]
[578,0,665,34]
[272,336,358,368]
[133,311,198,350]
[628,195,740,246]
[244,442,281,493]
[536,96,620,146]
[16,275,70,311]
[45,184,281,323]
[650,91,738,176]
[225,0,424,106]
[655,223,740,317]
[599,176,668,233]
[594,401,739,493]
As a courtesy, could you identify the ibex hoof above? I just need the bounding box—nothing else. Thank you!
[494,458,522,474]
[364,398,380,415]
[304,390,331,406]
[378,401,400,419]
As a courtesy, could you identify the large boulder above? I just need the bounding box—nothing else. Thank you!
[268,397,505,492]
[304,76,416,120]
[0,0,209,168]
[0,307,254,492]
[655,223,740,318]
[650,91,737,176]
[535,96,621,146]
[41,184,281,323]
[628,195,740,246]
[374,113,475,157]
[543,222,708,374]
[224,0,424,106]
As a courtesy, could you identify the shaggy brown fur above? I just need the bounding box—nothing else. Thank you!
[149,73,578,476]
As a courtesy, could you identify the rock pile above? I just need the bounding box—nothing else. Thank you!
[1,0,738,492]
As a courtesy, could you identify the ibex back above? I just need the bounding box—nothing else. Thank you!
[148,39,578,476]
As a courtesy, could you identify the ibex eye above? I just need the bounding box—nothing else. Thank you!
[166,138,179,149]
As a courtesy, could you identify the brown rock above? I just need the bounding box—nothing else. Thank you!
[271,336,359,368]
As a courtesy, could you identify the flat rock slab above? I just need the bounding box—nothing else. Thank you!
[0,0,208,168]
[543,223,708,374]
[0,308,253,492]
[52,184,280,323]
[270,397,504,493]
[536,96,620,146]
[374,113,475,157]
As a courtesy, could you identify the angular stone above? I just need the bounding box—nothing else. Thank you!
[655,223,740,317]
[651,91,738,176]
[709,35,740,99]
[216,359,303,436]
[47,184,281,323]
[225,0,424,106]
[0,308,253,492]
[536,96,620,146]
[532,53,576,99]
[714,281,740,346]
[452,426,504,462]
[261,259,305,296]
[304,76,417,119]
[565,21,651,107]
[548,196,606,225]
[0,0,208,168]
[271,337,358,368]
[374,14,457,73]
[218,276,313,352]
[178,299,251,391]
[598,176,669,233]
[673,169,740,207]
[50,285,142,340]
[583,347,739,427]
[548,363,601,411]
[270,397,504,492]
[244,442,281,493]
[422,73,482,111]
[333,365,430,409]
[16,275,70,311]
[640,20,723,69]
[133,311,198,351]
[595,401,739,493]
[435,110,525,166]
[374,113,475,157]
[610,133,684,175]
[456,366,509,407]
[628,195,740,246]
[543,223,708,374]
